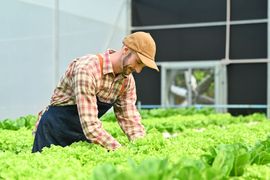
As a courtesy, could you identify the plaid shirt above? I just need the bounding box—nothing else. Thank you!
[44,50,145,150]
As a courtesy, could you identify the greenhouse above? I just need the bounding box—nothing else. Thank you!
[1,0,270,179]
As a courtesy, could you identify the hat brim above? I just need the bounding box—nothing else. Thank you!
[137,53,159,72]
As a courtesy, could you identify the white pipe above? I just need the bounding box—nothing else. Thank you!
[266,0,270,118]
[127,0,132,34]
[53,0,59,87]
[221,58,270,65]
[131,19,267,31]
[225,0,231,60]
[138,104,269,109]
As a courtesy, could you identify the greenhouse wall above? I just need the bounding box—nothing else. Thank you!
[132,0,269,115]
[0,0,128,119]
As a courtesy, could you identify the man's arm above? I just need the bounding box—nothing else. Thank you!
[74,67,121,150]
[113,75,145,140]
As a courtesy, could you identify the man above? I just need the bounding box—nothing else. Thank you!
[32,31,159,152]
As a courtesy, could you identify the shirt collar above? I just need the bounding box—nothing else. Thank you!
[102,49,115,75]
[102,49,127,81]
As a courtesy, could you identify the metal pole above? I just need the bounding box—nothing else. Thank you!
[131,19,268,31]
[186,69,192,106]
[161,66,167,106]
[225,0,231,60]
[215,65,221,112]
[139,104,268,109]
[267,0,270,118]
[222,0,231,114]
[127,0,132,34]
[221,58,270,64]
[53,0,59,87]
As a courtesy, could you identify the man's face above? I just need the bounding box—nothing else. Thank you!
[121,51,145,77]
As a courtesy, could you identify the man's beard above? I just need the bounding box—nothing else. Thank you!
[122,66,133,77]
[121,52,133,77]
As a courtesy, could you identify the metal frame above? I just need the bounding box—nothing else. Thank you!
[267,0,270,118]
[158,59,270,112]
[53,0,59,87]
[129,0,270,117]
[131,19,268,31]
[127,0,132,35]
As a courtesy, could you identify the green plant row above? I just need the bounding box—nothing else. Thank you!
[0,111,270,179]
[92,134,270,180]
[0,108,266,131]
[102,107,215,122]
[1,130,270,180]
[0,107,214,130]
[0,115,36,130]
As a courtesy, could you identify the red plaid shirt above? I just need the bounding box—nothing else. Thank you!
[39,50,145,150]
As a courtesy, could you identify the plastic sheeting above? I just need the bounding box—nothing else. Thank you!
[0,0,128,119]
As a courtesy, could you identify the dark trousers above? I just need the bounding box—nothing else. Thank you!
[32,99,113,153]
[32,105,90,153]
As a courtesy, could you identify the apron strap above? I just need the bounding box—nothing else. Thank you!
[96,54,128,96]
[96,54,103,76]
[119,78,128,96]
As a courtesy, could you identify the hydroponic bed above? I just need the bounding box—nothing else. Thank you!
[1,108,270,179]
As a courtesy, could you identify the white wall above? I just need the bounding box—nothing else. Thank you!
[0,0,128,119]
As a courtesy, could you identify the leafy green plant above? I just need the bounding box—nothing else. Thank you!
[0,115,36,130]
[250,136,270,165]
[0,110,270,179]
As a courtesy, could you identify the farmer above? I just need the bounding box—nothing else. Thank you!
[32,31,159,152]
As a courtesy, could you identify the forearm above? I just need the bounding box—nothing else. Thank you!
[80,117,121,150]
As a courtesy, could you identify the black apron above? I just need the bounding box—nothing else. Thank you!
[32,98,114,153]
